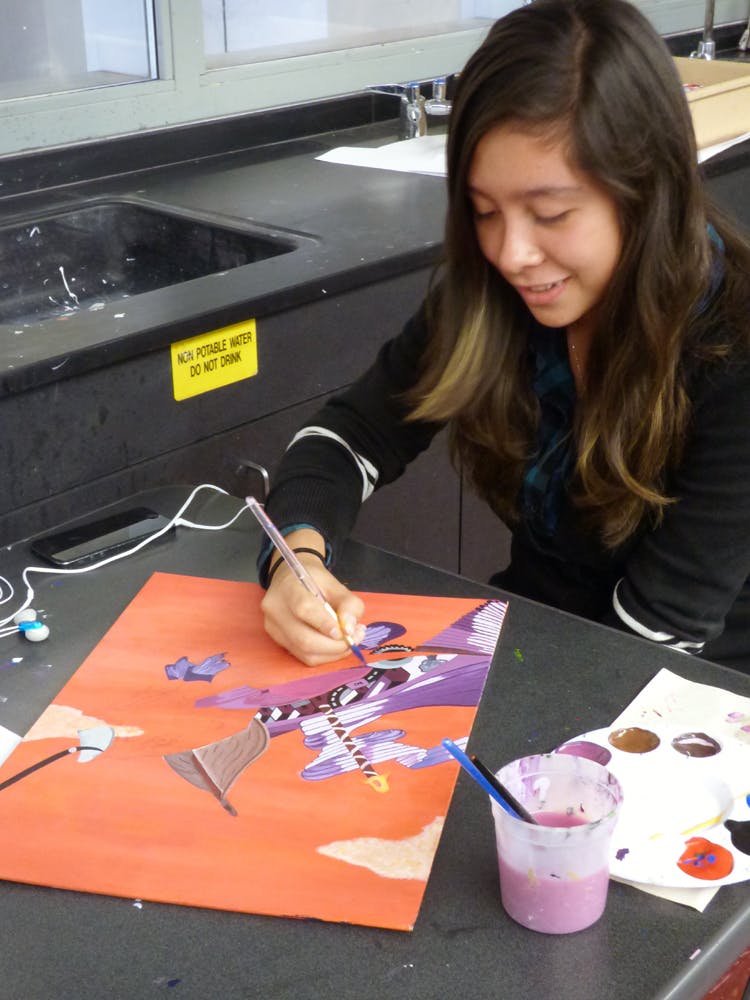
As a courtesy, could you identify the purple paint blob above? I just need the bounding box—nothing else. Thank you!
[361,621,406,649]
[165,653,230,682]
[555,740,612,766]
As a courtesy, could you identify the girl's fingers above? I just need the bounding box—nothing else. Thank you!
[264,615,353,666]
[260,560,365,666]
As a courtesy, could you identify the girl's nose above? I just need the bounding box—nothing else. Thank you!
[496,222,544,274]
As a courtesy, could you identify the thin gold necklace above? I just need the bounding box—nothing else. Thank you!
[568,336,584,381]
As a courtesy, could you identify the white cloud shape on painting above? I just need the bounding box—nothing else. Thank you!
[24,704,143,741]
[316,816,444,881]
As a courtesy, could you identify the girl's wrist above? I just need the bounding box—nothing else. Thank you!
[267,546,326,587]
[265,527,328,588]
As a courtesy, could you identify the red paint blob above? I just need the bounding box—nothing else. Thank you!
[676,837,734,881]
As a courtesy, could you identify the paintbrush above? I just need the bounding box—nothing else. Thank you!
[442,739,537,823]
[469,753,538,823]
[246,496,367,667]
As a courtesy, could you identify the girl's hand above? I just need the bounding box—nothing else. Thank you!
[260,533,365,666]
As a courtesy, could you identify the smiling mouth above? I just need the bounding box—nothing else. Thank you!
[527,279,566,292]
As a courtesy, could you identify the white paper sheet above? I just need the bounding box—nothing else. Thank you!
[318,128,750,176]
[316,134,447,176]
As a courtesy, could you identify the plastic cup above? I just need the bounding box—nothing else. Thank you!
[490,753,623,934]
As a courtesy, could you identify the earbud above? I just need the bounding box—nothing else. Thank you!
[13,609,38,625]
[1,609,51,642]
[18,620,50,642]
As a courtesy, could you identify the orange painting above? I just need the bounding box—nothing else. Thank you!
[0,573,506,931]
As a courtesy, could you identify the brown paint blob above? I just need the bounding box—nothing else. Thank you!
[608,727,660,754]
[670,732,722,758]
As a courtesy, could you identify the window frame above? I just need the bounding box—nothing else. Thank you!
[0,0,745,159]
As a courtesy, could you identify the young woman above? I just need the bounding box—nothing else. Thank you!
[258,0,750,673]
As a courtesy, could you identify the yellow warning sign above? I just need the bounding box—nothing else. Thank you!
[170,319,258,401]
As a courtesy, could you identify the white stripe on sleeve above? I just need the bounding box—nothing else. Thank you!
[287,426,379,501]
[612,579,704,654]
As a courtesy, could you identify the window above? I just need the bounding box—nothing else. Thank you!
[0,0,156,101]
[202,1,521,69]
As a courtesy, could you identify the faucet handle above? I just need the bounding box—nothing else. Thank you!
[690,38,715,59]
[425,77,452,117]
[401,83,426,139]
[690,0,716,59]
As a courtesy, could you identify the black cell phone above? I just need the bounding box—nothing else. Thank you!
[30,506,174,567]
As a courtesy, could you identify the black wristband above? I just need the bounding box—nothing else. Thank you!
[266,547,327,587]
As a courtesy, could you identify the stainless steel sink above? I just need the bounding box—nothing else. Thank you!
[0,200,300,324]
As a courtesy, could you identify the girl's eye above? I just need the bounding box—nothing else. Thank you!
[473,208,496,221]
[536,211,569,225]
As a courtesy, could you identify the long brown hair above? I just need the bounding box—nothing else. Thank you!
[408,0,750,547]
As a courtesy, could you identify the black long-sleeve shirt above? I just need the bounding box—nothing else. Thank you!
[264,304,750,673]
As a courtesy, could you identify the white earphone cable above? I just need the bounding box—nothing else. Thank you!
[0,484,251,632]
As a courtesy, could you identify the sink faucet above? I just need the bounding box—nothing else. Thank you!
[690,0,716,59]
[368,76,458,138]
[368,81,427,139]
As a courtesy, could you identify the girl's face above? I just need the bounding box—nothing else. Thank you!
[467,124,622,336]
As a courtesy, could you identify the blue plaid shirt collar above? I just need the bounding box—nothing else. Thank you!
[521,322,577,538]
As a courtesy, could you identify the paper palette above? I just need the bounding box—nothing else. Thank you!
[555,725,750,888]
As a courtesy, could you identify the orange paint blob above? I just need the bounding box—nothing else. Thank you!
[677,837,734,881]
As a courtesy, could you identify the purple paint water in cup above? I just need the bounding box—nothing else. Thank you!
[490,754,623,934]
